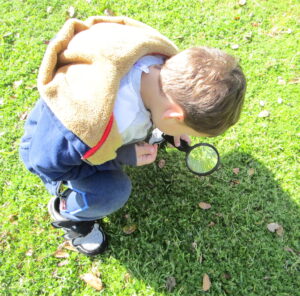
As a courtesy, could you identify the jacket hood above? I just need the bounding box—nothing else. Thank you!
[38,16,178,164]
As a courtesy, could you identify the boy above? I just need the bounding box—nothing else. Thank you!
[20,16,246,256]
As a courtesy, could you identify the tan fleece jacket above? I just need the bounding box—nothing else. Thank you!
[38,16,178,165]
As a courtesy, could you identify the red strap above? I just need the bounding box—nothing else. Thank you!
[82,114,114,159]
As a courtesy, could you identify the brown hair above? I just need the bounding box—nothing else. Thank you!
[160,47,246,136]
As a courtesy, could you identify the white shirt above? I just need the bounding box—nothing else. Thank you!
[114,55,165,144]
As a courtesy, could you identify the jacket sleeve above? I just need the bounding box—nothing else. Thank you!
[29,135,137,181]
[22,99,137,182]
[26,109,98,181]
[115,144,137,166]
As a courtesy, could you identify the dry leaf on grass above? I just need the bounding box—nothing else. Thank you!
[248,168,255,176]
[230,179,240,185]
[9,214,18,223]
[259,100,265,106]
[67,6,75,17]
[57,260,69,267]
[231,44,239,50]
[80,273,104,291]
[25,84,37,90]
[277,77,286,85]
[54,241,77,258]
[54,249,69,259]
[158,159,166,168]
[13,80,23,89]
[208,221,216,227]
[46,6,53,14]
[244,32,253,41]
[258,110,270,118]
[26,249,33,256]
[123,224,137,235]
[61,241,78,252]
[223,273,232,280]
[198,254,203,264]
[267,222,280,232]
[233,168,240,175]
[284,246,300,254]
[284,246,294,253]
[289,77,300,84]
[199,202,211,210]
[202,273,211,291]
[124,273,132,283]
[276,226,284,236]
[166,276,176,292]
[268,26,282,37]
[91,262,101,278]
[3,32,13,38]
[19,111,29,121]
[267,222,284,236]
[104,9,115,16]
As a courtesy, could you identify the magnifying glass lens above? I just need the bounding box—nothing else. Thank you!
[186,144,219,175]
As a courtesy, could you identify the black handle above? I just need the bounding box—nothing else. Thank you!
[162,134,190,152]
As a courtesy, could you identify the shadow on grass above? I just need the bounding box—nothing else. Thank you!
[104,149,299,296]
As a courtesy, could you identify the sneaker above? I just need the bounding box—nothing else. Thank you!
[48,197,108,256]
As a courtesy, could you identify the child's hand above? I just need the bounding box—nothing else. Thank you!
[173,135,191,147]
[135,142,158,166]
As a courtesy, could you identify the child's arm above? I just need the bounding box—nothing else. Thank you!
[23,99,123,182]
[28,132,138,181]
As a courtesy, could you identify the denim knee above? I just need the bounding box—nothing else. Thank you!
[60,170,132,221]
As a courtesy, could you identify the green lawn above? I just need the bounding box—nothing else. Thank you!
[1,0,299,295]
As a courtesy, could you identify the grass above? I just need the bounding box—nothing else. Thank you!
[0,0,299,295]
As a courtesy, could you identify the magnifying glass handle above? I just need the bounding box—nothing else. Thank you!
[162,134,190,152]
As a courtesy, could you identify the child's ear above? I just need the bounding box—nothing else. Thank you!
[163,104,184,121]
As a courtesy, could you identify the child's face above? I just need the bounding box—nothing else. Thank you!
[154,112,209,138]
[141,65,209,138]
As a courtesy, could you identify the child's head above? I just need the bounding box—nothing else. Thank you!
[159,47,246,137]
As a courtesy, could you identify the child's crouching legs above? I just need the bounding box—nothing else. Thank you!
[60,170,132,221]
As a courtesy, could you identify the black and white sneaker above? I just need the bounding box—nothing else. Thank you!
[48,197,107,256]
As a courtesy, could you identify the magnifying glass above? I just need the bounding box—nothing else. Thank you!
[162,134,220,176]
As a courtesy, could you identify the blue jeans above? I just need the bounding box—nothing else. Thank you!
[44,170,132,221]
